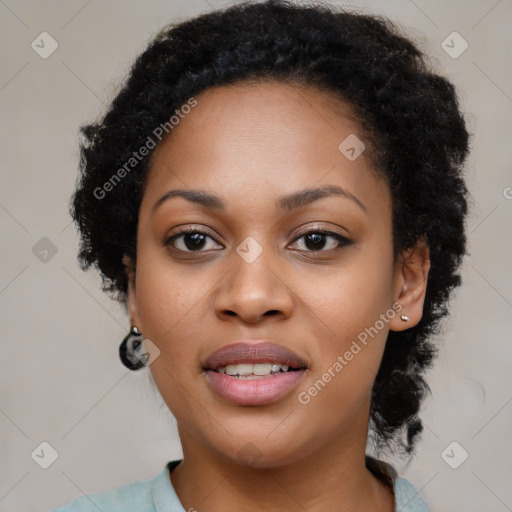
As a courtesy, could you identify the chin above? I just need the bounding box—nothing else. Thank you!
[209,431,317,470]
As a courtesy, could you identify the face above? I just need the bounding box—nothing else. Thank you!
[125,81,429,468]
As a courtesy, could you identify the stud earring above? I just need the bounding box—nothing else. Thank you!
[119,326,146,370]
[400,315,409,322]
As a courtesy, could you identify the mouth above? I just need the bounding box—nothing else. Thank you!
[209,362,305,379]
[202,340,308,376]
[202,341,308,405]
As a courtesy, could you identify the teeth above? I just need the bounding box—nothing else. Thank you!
[217,363,290,376]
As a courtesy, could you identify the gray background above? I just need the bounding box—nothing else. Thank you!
[1,1,511,511]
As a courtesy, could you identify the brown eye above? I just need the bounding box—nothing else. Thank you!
[164,227,353,254]
[165,229,222,252]
[289,230,353,252]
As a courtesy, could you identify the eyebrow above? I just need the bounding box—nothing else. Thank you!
[151,184,367,215]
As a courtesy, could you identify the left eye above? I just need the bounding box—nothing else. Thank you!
[289,230,352,252]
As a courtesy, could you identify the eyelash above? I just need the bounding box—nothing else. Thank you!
[164,227,353,254]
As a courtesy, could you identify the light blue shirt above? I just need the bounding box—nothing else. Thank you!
[49,459,429,511]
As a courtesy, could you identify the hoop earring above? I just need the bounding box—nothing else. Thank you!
[119,326,146,371]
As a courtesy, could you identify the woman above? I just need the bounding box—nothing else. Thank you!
[51,1,470,510]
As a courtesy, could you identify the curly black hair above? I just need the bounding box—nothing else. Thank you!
[70,0,470,457]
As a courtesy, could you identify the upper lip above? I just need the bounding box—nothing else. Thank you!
[203,341,308,370]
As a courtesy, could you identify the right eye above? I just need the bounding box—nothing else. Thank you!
[164,228,223,253]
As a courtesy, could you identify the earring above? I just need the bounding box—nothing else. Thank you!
[400,315,409,322]
[119,326,146,371]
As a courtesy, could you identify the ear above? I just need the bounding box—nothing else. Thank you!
[123,254,142,330]
[389,237,431,332]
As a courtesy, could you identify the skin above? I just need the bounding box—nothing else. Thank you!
[124,81,430,512]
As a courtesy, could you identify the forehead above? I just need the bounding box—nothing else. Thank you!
[141,81,391,221]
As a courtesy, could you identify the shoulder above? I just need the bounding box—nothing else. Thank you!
[47,467,168,512]
[393,477,430,512]
[365,455,429,512]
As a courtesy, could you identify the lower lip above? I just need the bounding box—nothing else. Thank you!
[204,369,306,406]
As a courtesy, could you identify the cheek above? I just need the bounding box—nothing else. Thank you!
[296,299,392,439]
[134,230,205,326]
[311,246,394,337]
[133,250,206,364]
[305,247,395,397]
[133,255,205,416]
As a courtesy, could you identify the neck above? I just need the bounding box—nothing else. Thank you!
[169,410,395,512]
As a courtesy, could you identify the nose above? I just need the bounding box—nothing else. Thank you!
[212,252,294,325]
